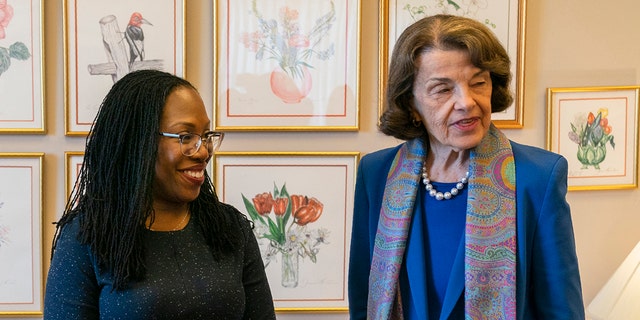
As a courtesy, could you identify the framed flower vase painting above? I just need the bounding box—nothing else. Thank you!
[379,0,526,128]
[213,0,361,131]
[63,0,184,135]
[547,86,639,191]
[0,0,45,134]
[214,152,358,311]
[0,153,43,315]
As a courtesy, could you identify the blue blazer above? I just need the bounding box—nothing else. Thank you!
[348,141,585,319]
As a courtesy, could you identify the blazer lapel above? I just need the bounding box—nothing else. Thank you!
[405,193,428,319]
[439,234,465,319]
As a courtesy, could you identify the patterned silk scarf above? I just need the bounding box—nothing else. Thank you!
[367,125,516,320]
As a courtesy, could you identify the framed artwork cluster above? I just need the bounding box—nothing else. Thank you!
[213,1,363,311]
[1,0,187,315]
[211,0,362,311]
[211,0,532,313]
[3,0,540,315]
[2,0,530,136]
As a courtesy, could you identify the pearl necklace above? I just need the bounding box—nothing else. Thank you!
[421,163,469,201]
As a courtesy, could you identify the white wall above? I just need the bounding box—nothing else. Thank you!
[0,0,638,319]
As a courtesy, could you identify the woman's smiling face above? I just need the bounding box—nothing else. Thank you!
[153,86,211,207]
[411,48,493,153]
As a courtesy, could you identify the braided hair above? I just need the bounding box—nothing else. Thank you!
[52,70,240,290]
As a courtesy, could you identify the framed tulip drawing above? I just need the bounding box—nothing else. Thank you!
[0,0,45,134]
[0,153,43,315]
[63,0,184,135]
[214,152,358,312]
[213,0,361,131]
[379,0,526,128]
[547,86,639,191]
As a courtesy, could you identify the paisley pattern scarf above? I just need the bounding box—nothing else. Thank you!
[367,125,516,320]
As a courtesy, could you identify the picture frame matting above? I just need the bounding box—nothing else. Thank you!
[213,151,359,312]
[213,0,361,131]
[547,86,639,191]
[0,153,44,315]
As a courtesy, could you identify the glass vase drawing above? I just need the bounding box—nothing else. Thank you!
[577,144,607,169]
[269,66,312,104]
[281,250,299,288]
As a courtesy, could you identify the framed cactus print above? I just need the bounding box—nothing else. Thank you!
[0,153,43,315]
[379,0,526,128]
[547,86,639,191]
[213,0,361,131]
[63,0,184,135]
[213,151,359,312]
[0,0,45,134]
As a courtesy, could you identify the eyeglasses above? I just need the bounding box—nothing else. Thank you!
[158,131,224,156]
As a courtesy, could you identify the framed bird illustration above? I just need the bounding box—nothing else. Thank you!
[63,0,185,136]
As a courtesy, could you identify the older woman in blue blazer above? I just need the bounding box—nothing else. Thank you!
[348,15,584,319]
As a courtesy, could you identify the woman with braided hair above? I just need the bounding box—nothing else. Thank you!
[44,70,275,319]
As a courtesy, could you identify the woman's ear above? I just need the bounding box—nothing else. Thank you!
[409,108,422,127]
[409,105,420,120]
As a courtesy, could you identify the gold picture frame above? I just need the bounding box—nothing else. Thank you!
[378,0,526,128]
[0,0,45,134]
[213,0,361,131]
[547,86,639,191]
[213,151,359,312]
[63,0,186,136]
[64,151,84,201]
[0,153,44,315]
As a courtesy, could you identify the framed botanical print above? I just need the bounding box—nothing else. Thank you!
[213,0,361,131]
[214,151,358,311]
[0,0,45,134]
[0,153,43,315]
[547,86,639,190]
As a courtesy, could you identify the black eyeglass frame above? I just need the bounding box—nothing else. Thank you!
[158,131,224,156]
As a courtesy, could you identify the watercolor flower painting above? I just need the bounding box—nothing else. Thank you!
[240,0,336,103]
[0,0,14,39]
[569,108,615,169]
[242,182,329,288]
[0,0,31,77]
